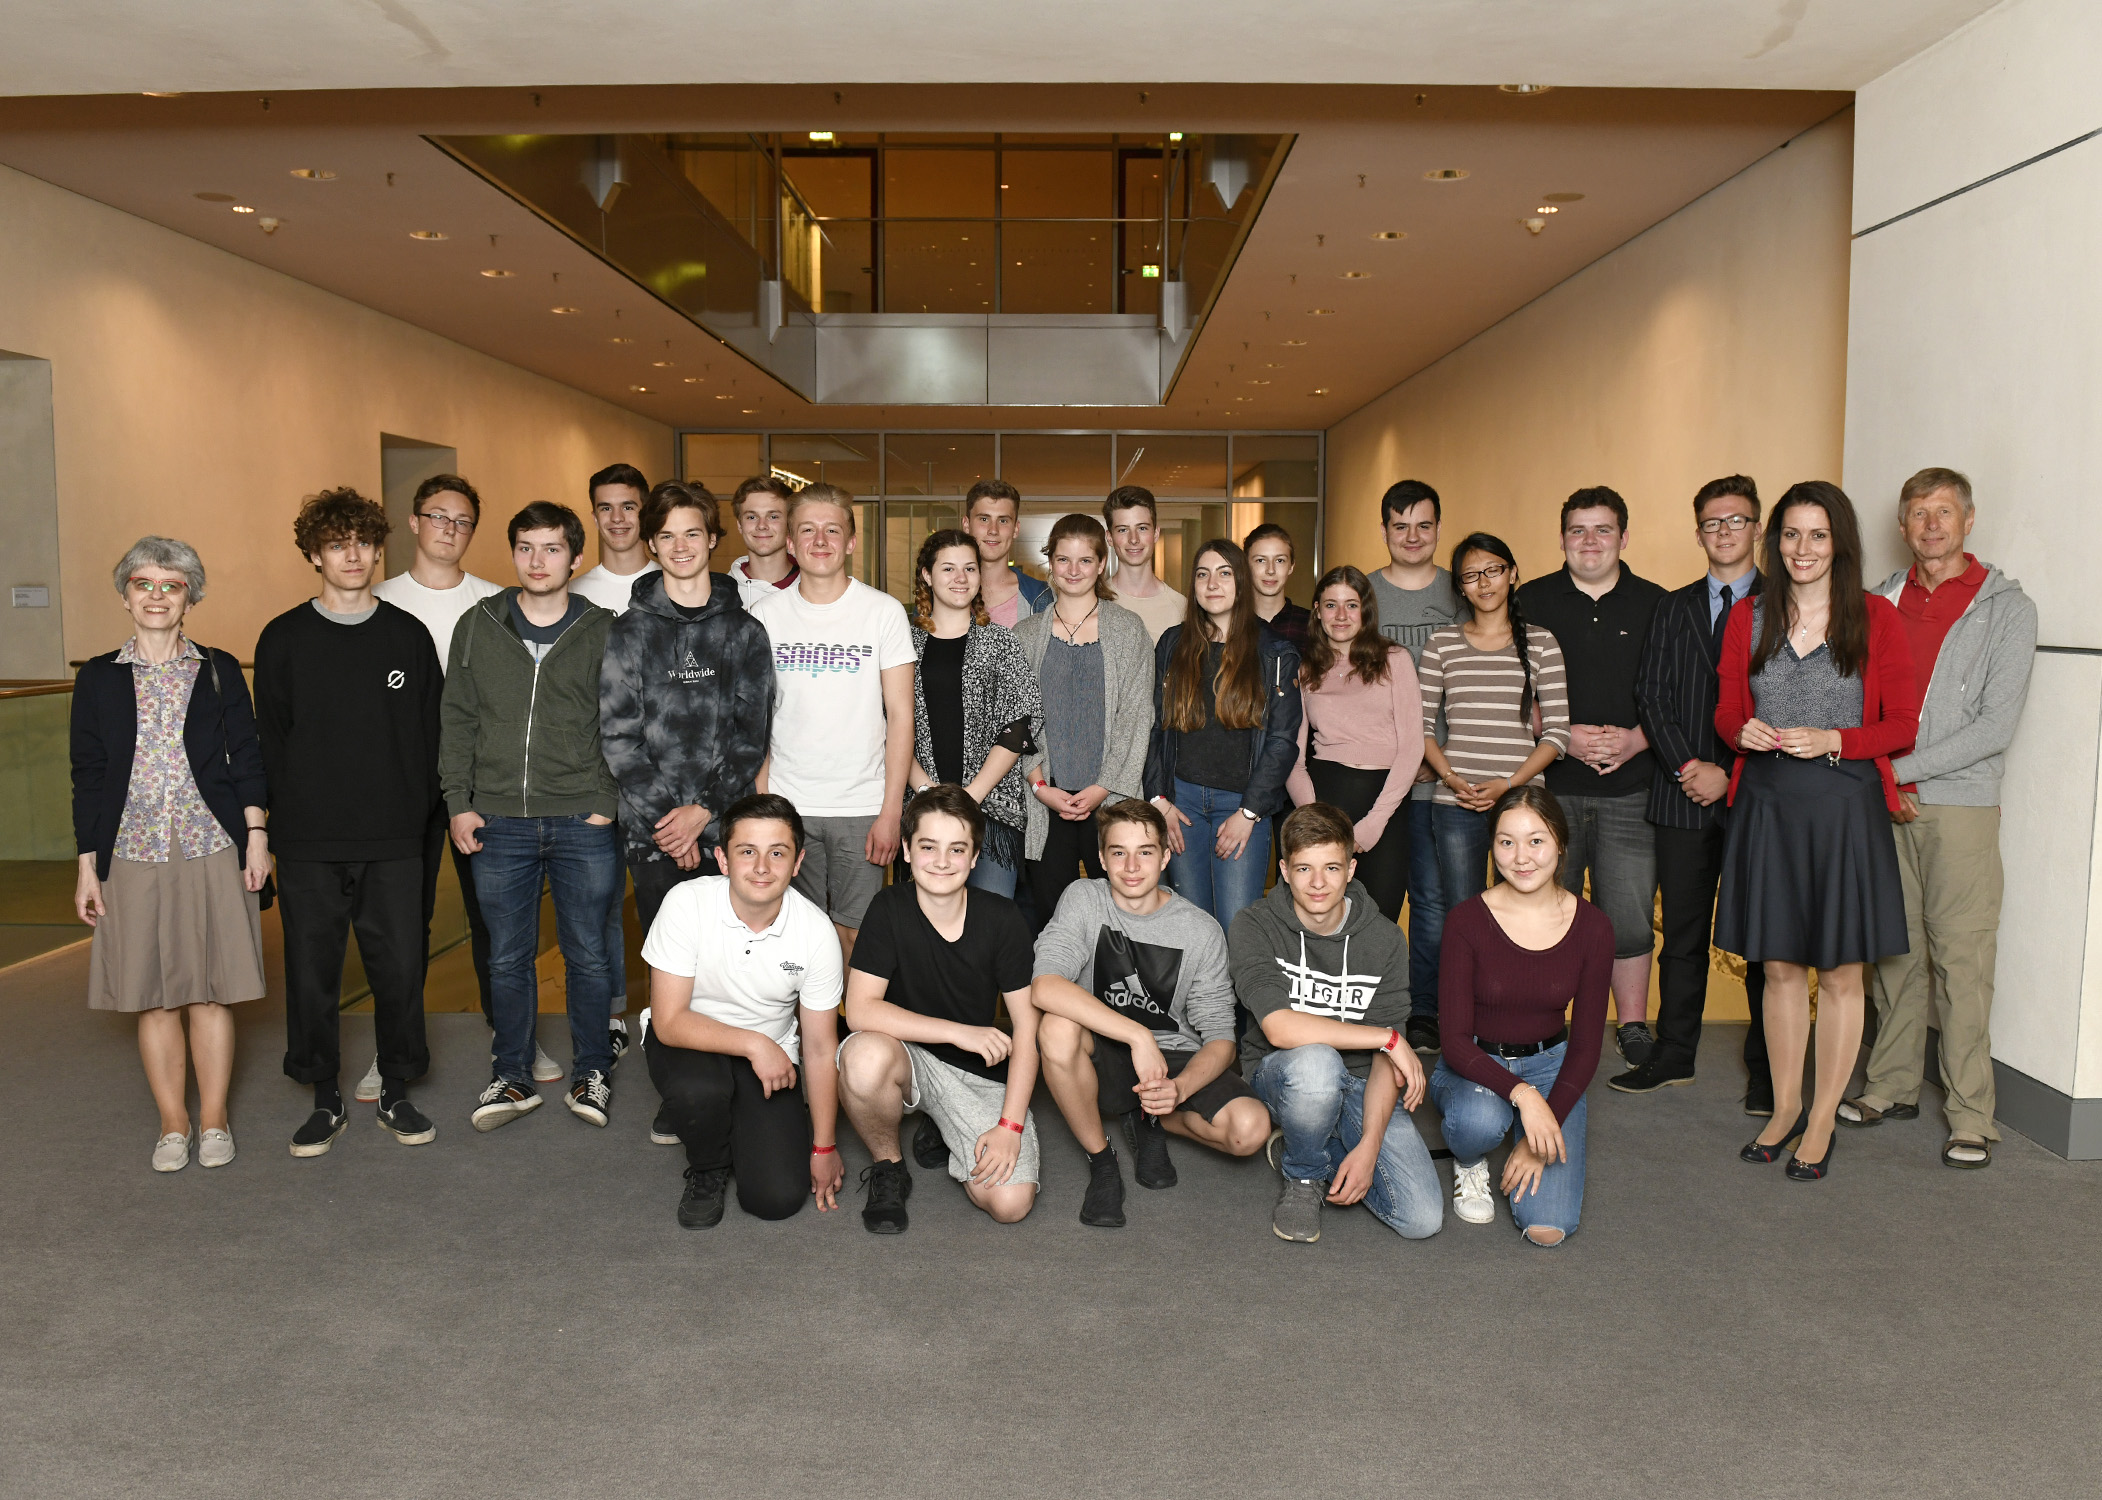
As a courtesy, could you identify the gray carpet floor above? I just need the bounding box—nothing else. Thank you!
[4,940,2100,1500]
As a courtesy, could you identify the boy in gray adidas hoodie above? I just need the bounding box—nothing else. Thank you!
[1846,469,2036,1168]
[1032,799,1270,1229]
[1230,803,1441,1244]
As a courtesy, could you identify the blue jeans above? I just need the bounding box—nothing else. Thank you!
[472,815,621,1085]
[1250,1045,1443,1239]
[1406,799,1443,1017]
[1164,778,1272,934]
[966,853,1017,898]
[1430,1043,1588,1241]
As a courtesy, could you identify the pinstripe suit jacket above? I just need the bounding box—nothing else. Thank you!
[1635,575,1748,830]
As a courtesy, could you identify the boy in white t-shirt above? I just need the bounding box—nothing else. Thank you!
[642,794,845,1227]
[1102,485,1188,642]
[370,474,530,1094]
[749,483,916,959]
[568,462,660,615]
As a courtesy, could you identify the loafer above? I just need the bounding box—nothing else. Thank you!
[197,1128,236,1169]
[151,1132,191,1173]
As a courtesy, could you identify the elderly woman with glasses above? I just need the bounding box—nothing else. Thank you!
[71,537,269,1173]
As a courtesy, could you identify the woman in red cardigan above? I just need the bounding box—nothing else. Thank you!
[1714,481,1919,1181]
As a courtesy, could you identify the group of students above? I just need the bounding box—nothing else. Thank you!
[70,452,2033,1247]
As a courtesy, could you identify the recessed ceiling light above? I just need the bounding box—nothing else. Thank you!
[1424,168,1469,182]
[715,394,732,400]
[1248,380,1271,386]
[808,131,834,142]
[1309,387,1332,395]
[651,360,673,367]
[288,168,335,180]
[1262,362,1285,368]
[1499,83,1554,95]
[141,91,184,98]
[1542,192,1585,203]
[408,229,447,240]
[194,191,234,203]
[740,408,757,414]
[1232,396,1254,402]
[630,385,652,393]
[1534,205,1560,214]
[231,204,256,214]
[1339,270,1371,279]
[550,306,581,314]
[1307,308,1335,315]
[1371,230,1406,240]
[609,336,634,344]
[1283,339,1308,346]
[683,376,702,384]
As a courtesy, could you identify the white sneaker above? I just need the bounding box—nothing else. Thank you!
[353,1056,383,1103]
[151,1132,191,1173]
[198,1127,236,1168]
[532,1042,563,1082]
[1452,1160,1496,1225]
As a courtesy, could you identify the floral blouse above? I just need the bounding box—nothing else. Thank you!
[111,636,233,863]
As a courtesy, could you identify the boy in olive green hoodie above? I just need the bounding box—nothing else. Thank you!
[440,501,624,1132]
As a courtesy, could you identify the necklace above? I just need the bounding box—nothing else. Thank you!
[1054,599,1099,642]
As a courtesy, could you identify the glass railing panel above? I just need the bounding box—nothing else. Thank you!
[1000,222,1115,315]
[883,221,996,314]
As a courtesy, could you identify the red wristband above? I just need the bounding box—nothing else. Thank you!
[811,1144,836,1155]
[1380,1028,1401,1053]
[997,1117,1025,1136]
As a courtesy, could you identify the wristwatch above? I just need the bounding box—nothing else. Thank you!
[1237,806,1260,823]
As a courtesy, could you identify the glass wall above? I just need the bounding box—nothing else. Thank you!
[679,430,1322,608]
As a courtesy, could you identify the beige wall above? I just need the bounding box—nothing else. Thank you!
[0,162,672,663]
[1325,107,1853,594]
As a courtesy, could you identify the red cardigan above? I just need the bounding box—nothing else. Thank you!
[1714,592,1920,813]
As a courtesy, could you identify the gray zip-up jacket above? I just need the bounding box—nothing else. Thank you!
[1871,561,2036,806]
[1013,600,1156,861]
[441,590,620,820]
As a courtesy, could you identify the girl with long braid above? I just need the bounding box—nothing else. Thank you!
[1416,532,1572,1000]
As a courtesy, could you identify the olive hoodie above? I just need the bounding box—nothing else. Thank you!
[440,588,619,820]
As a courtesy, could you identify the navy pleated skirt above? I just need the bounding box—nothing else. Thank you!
[1715,752,1908,969]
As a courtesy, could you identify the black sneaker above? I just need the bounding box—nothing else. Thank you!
[1743,1074,1776,1118]
[1615,1022,1658,1069]
[566,1070,612,1127]
[911,1114,951,1170]
[1404,1015,1441,1054]
[859,1158,913,1234]
[1080,1148,1126,1228]
[677,1166,730,1229]
[290,1107,347,1158]
[1607,1059,1695,1094]
[650,1103,681,1146]
[1125,1112,1177,1189]
[376,1096,437,1145]
[471,1077,543,1132]
[608,1017,630,1069]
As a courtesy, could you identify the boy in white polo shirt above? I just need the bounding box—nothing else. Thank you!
[641,793,845,1228]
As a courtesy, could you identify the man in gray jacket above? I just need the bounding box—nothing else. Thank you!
[1841,468,2036,1169]
[1032,800,1270,1229]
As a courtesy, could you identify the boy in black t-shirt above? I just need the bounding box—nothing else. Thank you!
[837,785,1041,1233]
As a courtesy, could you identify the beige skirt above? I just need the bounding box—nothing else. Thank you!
[88,847,267,1013]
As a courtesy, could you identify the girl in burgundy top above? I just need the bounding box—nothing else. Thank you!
[1430,786,1613,1246]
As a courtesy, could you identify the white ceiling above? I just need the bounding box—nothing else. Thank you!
[0,85,1847,432]
[7,0,1999,96]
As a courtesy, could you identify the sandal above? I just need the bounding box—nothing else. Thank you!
[1942,1136,1992,1170]
[1837,1097,1919,1127]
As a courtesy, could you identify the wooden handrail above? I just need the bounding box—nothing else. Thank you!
[0,680,73,700]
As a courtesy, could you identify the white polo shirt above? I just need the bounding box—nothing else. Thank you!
[640,876,843,1064]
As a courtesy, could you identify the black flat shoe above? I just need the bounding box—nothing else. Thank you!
[1785,1130,1835,1180]
[1740,1110,1809,1164]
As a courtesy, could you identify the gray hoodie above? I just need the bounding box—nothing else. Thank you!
[1871,562,2036,806]
[1230,878,1410,1079]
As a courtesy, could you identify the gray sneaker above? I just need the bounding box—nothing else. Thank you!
[1272,1176,1325,1243]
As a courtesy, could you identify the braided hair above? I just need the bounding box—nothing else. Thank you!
[913,528,991,632]
[1449,532,1534,724]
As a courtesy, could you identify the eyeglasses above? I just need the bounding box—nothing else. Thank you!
[417,512,476,534]
[1457,563,1511,586]
[1698,516,1756,534]
[126,578,188,597]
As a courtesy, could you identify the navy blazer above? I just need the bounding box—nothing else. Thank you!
[70,645,268,880]
[1143,625,1303,819]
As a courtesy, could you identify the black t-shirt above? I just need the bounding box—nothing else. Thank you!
[508,593,590,649]
[850,883,1034,1081]
[921,632,968,786]
[1175,640,1254,793]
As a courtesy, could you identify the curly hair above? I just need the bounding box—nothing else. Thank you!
[913,528,990,631]
[293,487,389,563]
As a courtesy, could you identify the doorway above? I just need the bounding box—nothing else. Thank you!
[379,434,457,578]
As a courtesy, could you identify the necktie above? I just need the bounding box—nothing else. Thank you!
[1711,583,1733,654]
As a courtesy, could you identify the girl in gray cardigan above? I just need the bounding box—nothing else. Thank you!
[1014,514,1157,919]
